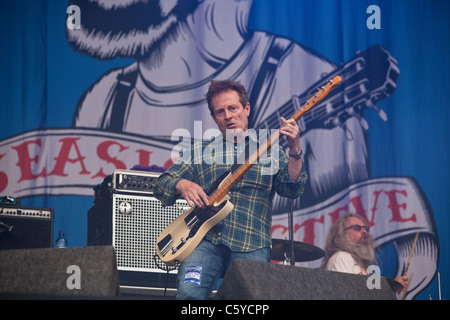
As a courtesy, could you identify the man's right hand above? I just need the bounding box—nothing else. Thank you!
[175,179,210,208]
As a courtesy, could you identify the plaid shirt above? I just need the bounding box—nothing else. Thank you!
[154,131,307,252]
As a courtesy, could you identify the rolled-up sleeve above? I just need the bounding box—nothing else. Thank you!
[273,147,308,199]
[153,172,182,206]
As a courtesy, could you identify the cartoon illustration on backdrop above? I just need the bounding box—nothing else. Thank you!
[0,0,438,299]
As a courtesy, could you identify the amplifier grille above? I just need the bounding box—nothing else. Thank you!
[112,194,189,273]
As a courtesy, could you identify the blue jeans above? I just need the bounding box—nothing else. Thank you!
[175,240,271,300]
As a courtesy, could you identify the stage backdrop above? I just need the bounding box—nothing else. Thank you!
[0,0,449,300]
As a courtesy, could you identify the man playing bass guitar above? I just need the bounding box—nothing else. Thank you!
[154,79,308,300]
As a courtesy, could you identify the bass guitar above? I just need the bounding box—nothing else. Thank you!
[156,76,342,266]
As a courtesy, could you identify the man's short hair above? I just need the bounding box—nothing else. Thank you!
[206,79,249,114]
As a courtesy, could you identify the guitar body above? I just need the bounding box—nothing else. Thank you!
[156,195,233,266]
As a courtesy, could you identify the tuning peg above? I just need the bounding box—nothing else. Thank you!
[374,105,388,122]
[366,101,388,122]
[359,116,369,130]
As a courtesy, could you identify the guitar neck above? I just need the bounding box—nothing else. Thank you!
[257,45,399,133]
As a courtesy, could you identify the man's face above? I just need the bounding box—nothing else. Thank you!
[210,90,250,140]
[344,216,370,245]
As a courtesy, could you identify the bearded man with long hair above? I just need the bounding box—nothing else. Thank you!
[322,213,408,292]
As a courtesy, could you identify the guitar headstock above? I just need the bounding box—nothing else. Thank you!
[301,75,342,112]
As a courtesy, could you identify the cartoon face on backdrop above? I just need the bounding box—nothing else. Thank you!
[65,0,438,300]
[67,0,202,60]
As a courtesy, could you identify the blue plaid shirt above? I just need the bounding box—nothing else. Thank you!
[154,131,307,252]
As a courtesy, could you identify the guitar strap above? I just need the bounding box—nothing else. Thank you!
[248,36,294,127]
[230,137,252,173]
[102,65,138,132]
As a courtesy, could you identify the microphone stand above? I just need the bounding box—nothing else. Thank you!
[288,199,295,266]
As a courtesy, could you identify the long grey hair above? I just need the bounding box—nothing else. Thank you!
[321,213,376,270]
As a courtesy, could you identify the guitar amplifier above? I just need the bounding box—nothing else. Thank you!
[0,205,54,250]
[111,194,189,273]
[88,173,189,289]
[93,169,161,202]
[112,169,160,195]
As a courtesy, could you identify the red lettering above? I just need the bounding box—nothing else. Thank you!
[272,215,325,245]
[92,140,128,178]
[371,189,416,223]
[295,215,325,244]
[349,194,375,226]
[12,139,47,182]
[370,189,384,224]
[327,194,373,226]
[48,137,90,177]
[385,189,417,223]
[0,153,7,192]
[271,224,288,237]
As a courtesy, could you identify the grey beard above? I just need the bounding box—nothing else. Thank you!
[336,236,376,268]
[351,242,375,264]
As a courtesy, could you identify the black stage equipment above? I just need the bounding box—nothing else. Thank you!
[0,205,54,250]
[88,169,188,294]
[0,246,119,298]
[215,259,397,300]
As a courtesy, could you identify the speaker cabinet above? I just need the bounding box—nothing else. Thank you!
[215,259,397,300]
[88,193,189,288]
[0,246,119,298]
[0,205,54,250]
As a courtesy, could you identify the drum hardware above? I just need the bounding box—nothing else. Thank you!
[273,199,324,265]
[271,238,324,264]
